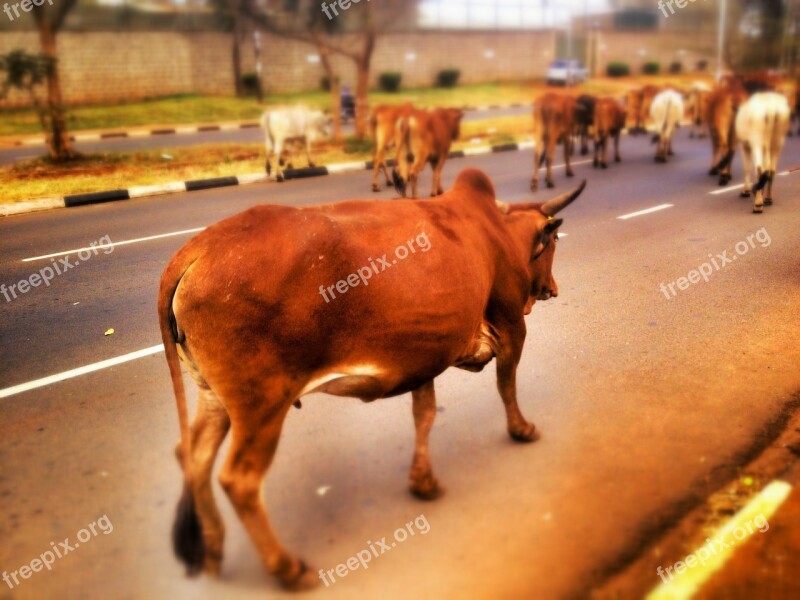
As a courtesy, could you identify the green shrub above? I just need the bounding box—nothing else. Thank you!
[669,61,683,74]
[606,62,631,78]
[696,59,709,72]
[378,72,402,93]
[642,61,661,75]
[436,69,461,88]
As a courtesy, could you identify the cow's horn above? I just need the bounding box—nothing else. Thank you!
[495,200,510,214]
[541,180,586,217]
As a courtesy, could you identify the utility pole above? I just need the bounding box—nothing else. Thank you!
[716,0,727,82]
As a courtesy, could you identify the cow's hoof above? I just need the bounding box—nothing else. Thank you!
[280,559,319,591]
[709,167,719,176]
[509,422,540,443]
[410,475,445,501]
[566,171,575,178]
[581,148,589,156]
[276,174,285,183]
[764,198,773,206]
[740,190,751,198]
[546,181,555,189]
[601,163,608,170]
[372,184,381,192]
[308,162,316,168]
[719,177,730,186]
[753,206,763,214]
[530,181,538,192]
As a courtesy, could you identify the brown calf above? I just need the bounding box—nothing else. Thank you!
[706,82,749,185]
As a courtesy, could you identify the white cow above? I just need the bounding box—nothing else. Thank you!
[650,89,685,163]
[735,92,791,213]
[261,106,331,182]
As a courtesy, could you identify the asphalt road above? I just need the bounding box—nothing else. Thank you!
[0,106,530,166]
[1,130,799,600]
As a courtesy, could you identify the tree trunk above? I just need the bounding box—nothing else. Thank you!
[354,55,370,140]
[319,49,341,141]
[36,18,73,161]
[230,0,244,96]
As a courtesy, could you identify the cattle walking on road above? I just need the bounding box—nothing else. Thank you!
[261,106,330,182]
[392,107,464,198]
[592,97,626,169]
[706,82,749,186]
[531,93,577,191]
[158,169,584,590]
[735,92,791,213]
[370,103,414,192]
[650,90,684,163]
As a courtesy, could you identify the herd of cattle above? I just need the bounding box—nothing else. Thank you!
[261,73,798,213]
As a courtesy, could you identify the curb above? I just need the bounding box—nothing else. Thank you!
[6,103,533,147]
[0,139,535,217]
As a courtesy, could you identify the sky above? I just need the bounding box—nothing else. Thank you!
[418,0,614,29]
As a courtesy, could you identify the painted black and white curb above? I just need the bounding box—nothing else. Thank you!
[1,139,535,217]
[9,103,533,147]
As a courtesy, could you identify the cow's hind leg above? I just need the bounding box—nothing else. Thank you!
[409,380,444,500]
[496,324,540,443]
[174,386,231,577]
[218,391,317,590]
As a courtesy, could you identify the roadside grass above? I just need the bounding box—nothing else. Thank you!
[0,78,672,138]
[1,114,535,203]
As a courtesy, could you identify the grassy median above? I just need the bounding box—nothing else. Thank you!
[0,115,533,203]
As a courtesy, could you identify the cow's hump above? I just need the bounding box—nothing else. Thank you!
[453,168,495,200]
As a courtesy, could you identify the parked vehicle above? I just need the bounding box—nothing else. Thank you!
[547,59,589,86]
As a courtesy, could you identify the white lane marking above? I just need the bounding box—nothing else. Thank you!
[22,227,206,262]
[646,480,792,600]
[73,133,102,142]
[21,138,46,146]
[557,233,568,238]
[617,204,674,220]
[709,170,793,195]
[0,345,165,399]
[326,161,369,174]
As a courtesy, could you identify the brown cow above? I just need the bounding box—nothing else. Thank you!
[574,94,597,156]
[391,107,464,198]
[158,169,584,590]
[370,103,414,192]
[593,97,626,169]
[531,93,576,191]
[626,84,661,134]
[706,81,749,185]
[686,83,712,139]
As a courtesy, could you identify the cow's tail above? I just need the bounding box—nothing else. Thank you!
[157,261,205,576]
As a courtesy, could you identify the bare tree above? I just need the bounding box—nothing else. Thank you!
[241,0,411,140]
[31,0,78,161]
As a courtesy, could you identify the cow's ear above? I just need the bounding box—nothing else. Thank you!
[544,218,563,235]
